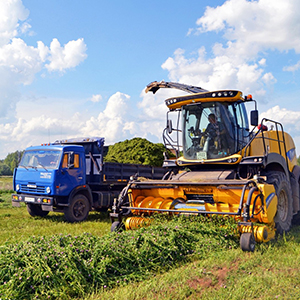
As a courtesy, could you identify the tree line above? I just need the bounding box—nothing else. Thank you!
[0,151,23,176]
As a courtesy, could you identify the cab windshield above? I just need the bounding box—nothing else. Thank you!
[182,101,250,160]
[20,150,62,170]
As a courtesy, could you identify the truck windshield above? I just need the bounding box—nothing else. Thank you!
[20,150,62,170]
[182,101,250,160]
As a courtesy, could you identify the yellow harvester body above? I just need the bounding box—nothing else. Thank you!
[111,81,300,251]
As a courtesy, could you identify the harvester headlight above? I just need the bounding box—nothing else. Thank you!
[227,157,238,163]
[212,93,216,97]
[46,187,51,194]
[16,184,20,191]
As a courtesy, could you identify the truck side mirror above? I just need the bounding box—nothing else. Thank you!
[250,110,259,126]
[68,152,75,169]
[167,119,172,134]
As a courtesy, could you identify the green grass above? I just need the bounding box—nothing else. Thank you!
[0,176,13,191]
[0,186,299,299]
[92,230,300,300]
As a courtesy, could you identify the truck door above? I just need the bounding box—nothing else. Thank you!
[57,152,85,196]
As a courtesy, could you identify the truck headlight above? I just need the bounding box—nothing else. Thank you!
[16,184,20,191]
[46,187,51,194]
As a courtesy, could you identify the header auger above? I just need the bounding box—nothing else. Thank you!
[110,81,300,252]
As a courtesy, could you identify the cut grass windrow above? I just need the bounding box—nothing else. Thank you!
[0,215,238,299]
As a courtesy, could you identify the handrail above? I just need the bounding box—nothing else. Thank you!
[243,118,289,172]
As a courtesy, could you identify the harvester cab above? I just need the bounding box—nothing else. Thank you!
[110,81,300,252]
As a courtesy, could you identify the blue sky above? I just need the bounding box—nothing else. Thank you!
[1,0,300,158]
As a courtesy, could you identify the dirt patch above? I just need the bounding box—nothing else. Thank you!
[187,261,240,296]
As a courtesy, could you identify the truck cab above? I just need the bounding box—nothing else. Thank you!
[12,144,88,221]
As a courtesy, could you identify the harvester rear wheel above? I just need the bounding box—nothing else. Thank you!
[267,172,293,234]
[240,233,255,252]
[111,221,125,232]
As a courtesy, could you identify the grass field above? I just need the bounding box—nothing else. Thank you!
[0,176,13,191]
[0,177,299,299]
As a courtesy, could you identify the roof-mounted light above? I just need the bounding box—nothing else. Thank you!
[165,90,242,108]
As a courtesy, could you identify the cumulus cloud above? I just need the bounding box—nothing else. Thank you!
[196,0,300,54]
[0,0,29,46]
[0,0,87,122]
[0,92,136,157]
[260,106,300,151]
[161,47,267,96]
[162,0,300,99]
[45,38,87,72]
[260,106,300,130]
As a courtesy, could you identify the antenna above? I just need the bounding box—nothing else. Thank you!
[48,128,51,144]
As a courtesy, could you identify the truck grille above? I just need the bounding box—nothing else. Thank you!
[20,184,46,194]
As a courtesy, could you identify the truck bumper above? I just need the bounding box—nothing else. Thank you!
[12,194,54,211]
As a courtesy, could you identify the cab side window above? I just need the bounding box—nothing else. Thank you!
[74,154,79,168]
[62,153,68,168]
[62,153,80,169]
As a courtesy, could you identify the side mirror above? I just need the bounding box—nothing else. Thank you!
[68,152,74,169]
[250,110,259,126]
[166,119,173,134]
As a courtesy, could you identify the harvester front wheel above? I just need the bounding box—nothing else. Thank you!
[240,233,255,252]
[111,221,125,232]
[267,172,293,234]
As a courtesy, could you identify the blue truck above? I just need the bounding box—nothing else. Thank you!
[12,137,167,222]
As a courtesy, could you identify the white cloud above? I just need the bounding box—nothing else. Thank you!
[259,106,300,152]
[0,92,134,157]
[0,0,87,123]
[260,105,300,128]
[196,0,300,54]
[91,94,102,102]
[283,61,300,72]
[161,47,267,96]
[45,38,87,72]
[161,0,300,102]
[0,0,29,46]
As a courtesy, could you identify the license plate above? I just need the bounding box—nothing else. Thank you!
[25,197,35,202]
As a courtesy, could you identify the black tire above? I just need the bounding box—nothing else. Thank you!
[240,232,255,252]
[64,194,90,222]
[267,172,293,234]
[292,212,300,225]
[27,203,49,217]
[111,221,125,232]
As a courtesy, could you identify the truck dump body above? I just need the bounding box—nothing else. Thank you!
[111,81,300,252]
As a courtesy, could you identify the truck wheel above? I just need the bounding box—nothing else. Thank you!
[240,232,255,252]
[267,172,293,234]
[27,203,49,217]
[64,194,90,222]
[111,221,125,232]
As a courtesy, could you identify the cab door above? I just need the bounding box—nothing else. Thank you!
[56,151,85,196]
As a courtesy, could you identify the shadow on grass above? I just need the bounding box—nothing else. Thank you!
[39,210,112,224]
